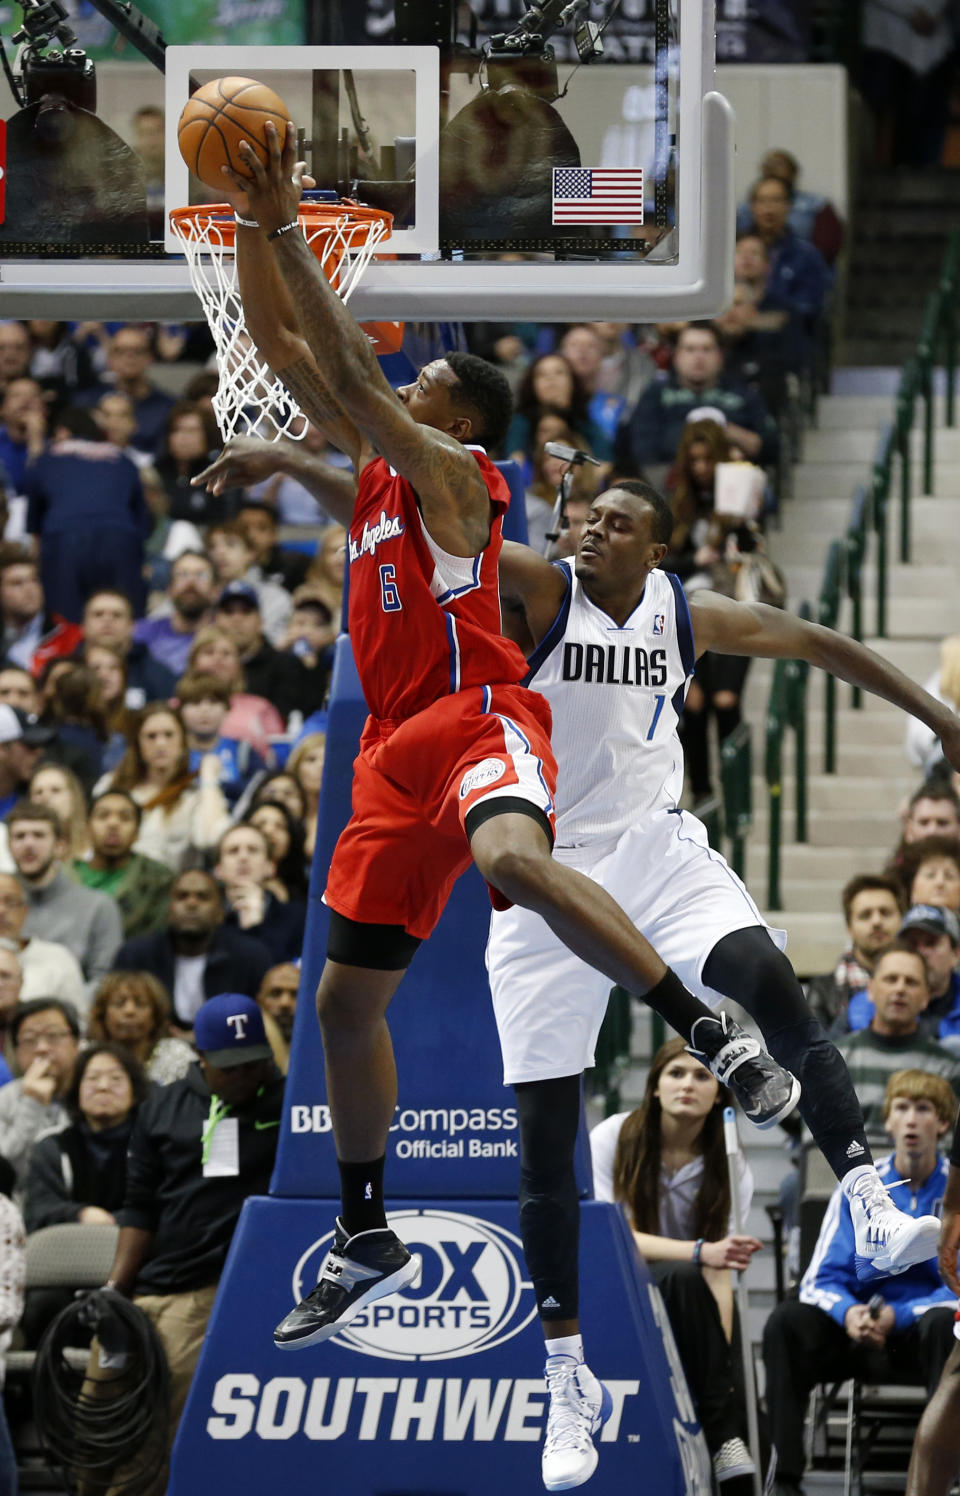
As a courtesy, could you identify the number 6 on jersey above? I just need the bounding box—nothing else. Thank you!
[379,563,402,613]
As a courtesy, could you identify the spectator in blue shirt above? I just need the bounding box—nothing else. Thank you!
[615,322,780,479]
[736,148,844,266]
[741,176,831,329]
[22,407,151,623]
[178,672,265,806]
[763,1068,957,1496]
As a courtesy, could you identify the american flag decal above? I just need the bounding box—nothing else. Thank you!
[552,166,644,226]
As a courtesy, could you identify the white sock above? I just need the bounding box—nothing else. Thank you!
[545,1334,584,1363]
[841,1163,879,1197]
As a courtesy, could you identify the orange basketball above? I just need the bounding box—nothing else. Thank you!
[178,76,291,191]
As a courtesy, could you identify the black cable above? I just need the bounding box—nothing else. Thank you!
[32,1290,170,1495]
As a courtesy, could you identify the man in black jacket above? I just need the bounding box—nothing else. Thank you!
[79,589,176,707]
[89,993,284,1492]
[215,580,323,721]
[113,869,272,1032]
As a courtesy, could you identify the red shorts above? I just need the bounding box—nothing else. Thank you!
[324,684,557,940]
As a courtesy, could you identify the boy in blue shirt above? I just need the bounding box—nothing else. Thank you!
[178,672,264,807]
[763,1069,956,1496]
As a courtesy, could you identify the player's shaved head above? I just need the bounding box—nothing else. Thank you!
[601,480,673,546]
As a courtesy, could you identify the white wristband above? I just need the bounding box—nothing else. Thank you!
[235,213,260,229]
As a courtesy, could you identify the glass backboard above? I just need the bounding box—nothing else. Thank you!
[0,2,733,321]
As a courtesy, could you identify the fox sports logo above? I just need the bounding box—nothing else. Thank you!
[292,1209,538,1362]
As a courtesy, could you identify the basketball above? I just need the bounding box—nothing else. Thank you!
[177,76,291,191]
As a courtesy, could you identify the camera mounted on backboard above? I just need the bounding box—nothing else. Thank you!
[12,0,95,112]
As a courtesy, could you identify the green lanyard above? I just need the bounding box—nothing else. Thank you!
[201,1095,232,1165]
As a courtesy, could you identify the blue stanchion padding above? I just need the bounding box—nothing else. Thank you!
[495,460,529,546]
[170,1197,710,1495]
[271,636,594,1200]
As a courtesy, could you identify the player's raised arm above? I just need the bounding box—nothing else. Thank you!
[231,217,365,474]
[499,540,570,652]
[193,434,357,529]
[226,122,491,556]
[689,588,960,769]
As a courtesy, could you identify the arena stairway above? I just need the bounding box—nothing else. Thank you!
[749,394,960,976]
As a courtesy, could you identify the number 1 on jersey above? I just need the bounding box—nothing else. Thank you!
[647,694,665,740]
[379,563,402,613]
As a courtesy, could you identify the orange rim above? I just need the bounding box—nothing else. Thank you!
[168,199,393,249]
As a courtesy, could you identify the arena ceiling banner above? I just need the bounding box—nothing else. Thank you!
[13,0,306,56]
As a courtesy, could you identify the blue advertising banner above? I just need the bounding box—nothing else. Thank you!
[170,1197,712,1495]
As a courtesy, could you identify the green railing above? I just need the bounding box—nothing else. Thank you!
[763,229,960,910]
[720,722,752,882]
[765,625,811,911]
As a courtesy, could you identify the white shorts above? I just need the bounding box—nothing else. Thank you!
[485,807,787,1085]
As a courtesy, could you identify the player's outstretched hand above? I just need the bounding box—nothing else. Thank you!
[938,715,960,775]
[222,120,307,238]
[192,435,289,494]
[701,1235,763,1271]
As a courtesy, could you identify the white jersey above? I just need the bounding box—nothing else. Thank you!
[524,561,695,846]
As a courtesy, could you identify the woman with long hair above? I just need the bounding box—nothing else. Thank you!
[287,732,326,865]
[591,1036,761,1485]
[187,625,284,761]
[85,642,134,772]
[246,799,309,902]
[669,420,781,799]
[667,419,734,581]
[96,702,230,871]
[153,400,230,526]
[304,525,347,633]
[523,412,601,556]
[87,970,194,1084]
[507,352,608,466]
[28,763,89,861]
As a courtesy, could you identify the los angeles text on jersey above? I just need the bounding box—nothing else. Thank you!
[206,1374,640,1443]
[562,642,667,687]
[348,510,405,563]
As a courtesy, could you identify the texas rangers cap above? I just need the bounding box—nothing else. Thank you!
[217,580,260,611]
[900,903,960,946]
[193,993,273,1067]
[0,704,56,747]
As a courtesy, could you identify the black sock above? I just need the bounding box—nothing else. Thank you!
[643,968,715,1042]
[515,1076,582,1322]
[338,1156,387,1236]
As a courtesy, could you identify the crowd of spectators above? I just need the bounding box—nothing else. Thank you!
[4,137,960,1495]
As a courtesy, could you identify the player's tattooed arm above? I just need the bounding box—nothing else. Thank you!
[272,234,490,554]
[277,357,368,476]
[498,541,569,648]
[690,588,960,770]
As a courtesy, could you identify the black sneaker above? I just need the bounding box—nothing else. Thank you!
[688,1012,800,1129]
[274,1217,420,1350]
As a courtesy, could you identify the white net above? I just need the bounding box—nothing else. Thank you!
[169,203,391,442]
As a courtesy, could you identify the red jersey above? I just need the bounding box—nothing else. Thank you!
[347,449,528,721]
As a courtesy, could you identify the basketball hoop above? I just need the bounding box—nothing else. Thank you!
[169,198,402,443]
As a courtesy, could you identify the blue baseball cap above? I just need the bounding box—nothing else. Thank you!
[900,904,960,946]
[217,580,260,610]
[193,993,272,1068]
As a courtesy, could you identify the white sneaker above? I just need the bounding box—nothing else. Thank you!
[541,1355,613,1491]
[846,1167,941,1281]
[713,1437,756,1484]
